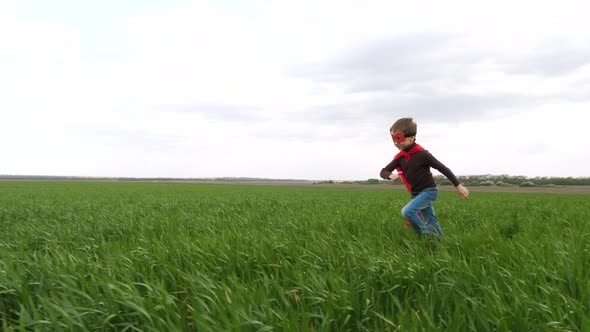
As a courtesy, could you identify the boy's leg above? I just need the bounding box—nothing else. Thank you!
[401,188,438,235]
[421,206,443,235]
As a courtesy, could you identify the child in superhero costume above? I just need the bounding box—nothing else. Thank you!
[380,117,470,236]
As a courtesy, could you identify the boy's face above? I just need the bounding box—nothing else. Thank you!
[391,131,415,150]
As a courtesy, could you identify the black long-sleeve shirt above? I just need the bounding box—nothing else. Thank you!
[380,143,460,195]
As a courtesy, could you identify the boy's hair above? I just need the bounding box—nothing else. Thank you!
[390,118,417,136]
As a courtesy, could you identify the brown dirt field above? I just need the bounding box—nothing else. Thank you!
[177,181,590,195]
[2,179,588,195]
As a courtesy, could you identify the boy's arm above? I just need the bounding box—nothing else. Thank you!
[380,159,399,180]
[426,153,460,186]
[426,152,470,199]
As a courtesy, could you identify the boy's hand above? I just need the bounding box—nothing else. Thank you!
[389,172,400,181]
[456,184,470,200]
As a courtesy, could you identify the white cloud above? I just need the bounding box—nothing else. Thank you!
[1,0,589,179]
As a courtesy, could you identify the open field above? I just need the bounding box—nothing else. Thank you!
[0,181,589,331]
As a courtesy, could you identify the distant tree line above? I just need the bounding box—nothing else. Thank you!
[3,174,589,187]
[434,175,590,187]
[316,175,590,187]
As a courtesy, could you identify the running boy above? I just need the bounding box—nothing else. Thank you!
[380,117,469,236]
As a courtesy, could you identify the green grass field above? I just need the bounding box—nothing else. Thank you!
[0,181,588,331]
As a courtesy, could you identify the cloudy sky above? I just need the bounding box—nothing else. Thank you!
[2,0,589,180]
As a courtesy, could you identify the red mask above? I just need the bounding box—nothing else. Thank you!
[391,132,406,144]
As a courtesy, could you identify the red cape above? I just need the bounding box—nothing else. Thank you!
[393,144,425,227]
[393,144,425,193]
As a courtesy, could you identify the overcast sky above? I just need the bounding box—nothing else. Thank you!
[2,0,589,180]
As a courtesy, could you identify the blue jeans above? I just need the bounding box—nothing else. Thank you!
[401,187,443,236]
